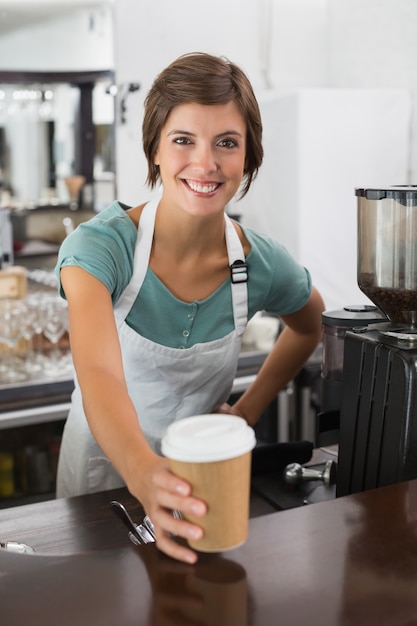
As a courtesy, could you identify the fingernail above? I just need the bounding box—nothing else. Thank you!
[185,552,197,564]
[188,527,202,540]
[190,502,205,515]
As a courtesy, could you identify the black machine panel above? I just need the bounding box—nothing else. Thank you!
[336,325,417,497]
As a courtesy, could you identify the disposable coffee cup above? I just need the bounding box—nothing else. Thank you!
[161,414,256,552]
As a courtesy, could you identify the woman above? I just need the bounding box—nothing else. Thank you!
[56,52,325,564]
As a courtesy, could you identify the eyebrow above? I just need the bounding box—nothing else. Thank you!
[166,129,244,138]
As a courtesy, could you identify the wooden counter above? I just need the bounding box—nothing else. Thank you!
[1,473,417,625]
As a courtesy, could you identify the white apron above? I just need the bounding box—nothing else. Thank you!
[56,197,248,497]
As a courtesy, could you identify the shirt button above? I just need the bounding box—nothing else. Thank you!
[183,330,189,337]
[187,314,194,321]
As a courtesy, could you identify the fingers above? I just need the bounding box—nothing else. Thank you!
[143,465,207,564]
[150,507,204,564]
[150,465,207,522]
[152,465,192,498]
[156,498,206,544]
[214,402,234,414]
[157,532,199,564]
[215,402,246,419]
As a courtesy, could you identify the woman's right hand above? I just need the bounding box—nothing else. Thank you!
[132,454,207,564]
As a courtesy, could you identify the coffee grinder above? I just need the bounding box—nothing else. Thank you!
[319,305,386,447]
[337,186,417,496]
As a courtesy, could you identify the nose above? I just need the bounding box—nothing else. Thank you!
[192,143,218,174]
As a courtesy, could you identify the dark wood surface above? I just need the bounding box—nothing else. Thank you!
[1,469,417,625]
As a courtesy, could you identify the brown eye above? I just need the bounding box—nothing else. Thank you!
[218,138,238,148]
[174,137,192,145]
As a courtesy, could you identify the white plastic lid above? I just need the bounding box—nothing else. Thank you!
[161,414,256,463]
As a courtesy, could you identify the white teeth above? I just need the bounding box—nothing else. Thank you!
[187,181,218,193]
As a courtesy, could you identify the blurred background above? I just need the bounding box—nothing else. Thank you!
[0,0,415,309]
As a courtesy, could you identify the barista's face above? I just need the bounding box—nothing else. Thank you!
[154,101,247,217]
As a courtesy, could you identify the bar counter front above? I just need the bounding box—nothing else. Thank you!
[1,477,417,626]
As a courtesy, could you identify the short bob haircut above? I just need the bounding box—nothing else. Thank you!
[142,52,263,199]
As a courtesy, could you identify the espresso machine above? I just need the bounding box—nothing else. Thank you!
[337,186,417,496]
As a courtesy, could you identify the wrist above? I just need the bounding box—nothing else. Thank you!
[123,440,160,496]
[232,400,258,427]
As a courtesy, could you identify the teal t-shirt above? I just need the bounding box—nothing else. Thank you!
[55,201,312,349]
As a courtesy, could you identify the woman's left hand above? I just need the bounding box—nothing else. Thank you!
[215,403,246,418]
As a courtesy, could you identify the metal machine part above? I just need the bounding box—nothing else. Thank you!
[110,500,154,545]
[284,460,337,487]
[0,540,35,554]
[356,186,417,328]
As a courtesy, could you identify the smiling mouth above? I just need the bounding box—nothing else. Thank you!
[184,179,221,194]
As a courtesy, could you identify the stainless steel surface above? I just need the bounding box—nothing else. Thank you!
[357,186,417,325]
[284,460,337,487]
[110,500,157,546]
[142,515,156,541]
[0,401,71,429]
[0,540,35,554]
[110,500,148,545]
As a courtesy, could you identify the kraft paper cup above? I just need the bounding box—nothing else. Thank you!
[161,414,256,552]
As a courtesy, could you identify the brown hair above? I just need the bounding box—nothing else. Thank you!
[142,52,263,199]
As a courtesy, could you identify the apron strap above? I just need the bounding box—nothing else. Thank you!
[225,214,248,334]
[113,196,159,325]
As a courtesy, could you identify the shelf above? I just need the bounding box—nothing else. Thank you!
[0,402,71,430]
[0,372,74,412]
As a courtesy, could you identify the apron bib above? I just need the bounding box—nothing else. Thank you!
[57,197,248,497]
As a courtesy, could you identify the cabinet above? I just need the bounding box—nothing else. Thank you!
[0,374,74,508]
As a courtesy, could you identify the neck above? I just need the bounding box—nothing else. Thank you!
[153,202,227,257]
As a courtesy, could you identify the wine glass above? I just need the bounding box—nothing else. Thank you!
[0,298,28,383]
[42,296,70,376]
[19,298,44,375]
[26,292,50,369]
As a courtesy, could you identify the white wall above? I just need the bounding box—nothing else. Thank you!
[327,0,417,181]
[237,88,411,310]
[0,3,113,71]
[112,0,331,204]
[266,0,329,89]
[112,0,265,204]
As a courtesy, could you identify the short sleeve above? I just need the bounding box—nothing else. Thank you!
[55,202,137,304]
[243,227,312,318]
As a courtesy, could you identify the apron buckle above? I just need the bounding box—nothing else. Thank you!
[230,260,248,284]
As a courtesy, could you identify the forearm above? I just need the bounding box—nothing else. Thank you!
[60,266,206,564]
[79,366,159,496]
[234,323,322,426]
